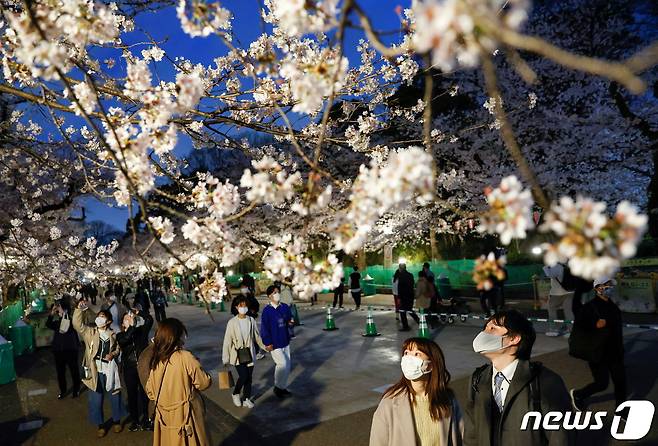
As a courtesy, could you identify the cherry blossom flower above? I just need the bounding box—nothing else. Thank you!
[240,156,301,205]
[410,0,529,71]
[264,0,339,36]
[477,175,534,245]
[149,216,176,245]
[177,0,232,38]
[472,252,507,291]
[541,197,648,280]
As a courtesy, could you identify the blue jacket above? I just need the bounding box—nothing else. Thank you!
[260,303,292,349]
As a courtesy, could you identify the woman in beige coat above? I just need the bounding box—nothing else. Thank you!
[222,295,268,408]
[370,337,463,446]
[146,318,212,446]
[72,301,125,438]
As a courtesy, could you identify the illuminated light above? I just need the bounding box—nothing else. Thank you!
[398,257,407,265]
[531,246,542,256]
[228,270,234,276]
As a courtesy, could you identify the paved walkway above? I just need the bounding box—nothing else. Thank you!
[1,301,656,445]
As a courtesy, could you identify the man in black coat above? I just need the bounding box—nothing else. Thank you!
[396,263,419,331]
[570,276,625,410]
[465,309,574,446]
[45,296,80,399]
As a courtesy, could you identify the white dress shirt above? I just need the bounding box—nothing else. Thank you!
[492,359,519,409]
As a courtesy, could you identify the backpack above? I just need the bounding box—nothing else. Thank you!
[556,263,593,293]
[469,362,547,445]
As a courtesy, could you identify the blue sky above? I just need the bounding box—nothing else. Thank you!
[83,1,409,230]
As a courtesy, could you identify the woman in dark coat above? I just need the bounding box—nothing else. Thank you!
[45,295,80,399]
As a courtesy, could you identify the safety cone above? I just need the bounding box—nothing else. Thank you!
[219,300,226,312]
[418,309,430,339]
[291,304,303,326]
[210,301,216,310]
[187,293,193,305]
[322,306,338,331]
[362,306,381,337]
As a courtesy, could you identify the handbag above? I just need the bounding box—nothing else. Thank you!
[237,347,253,364]
[218,367,234,390]
[569,305,608,362]
[58,313,70,334]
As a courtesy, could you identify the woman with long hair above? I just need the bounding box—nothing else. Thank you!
[370,337,463,446]
[145,318,211,446]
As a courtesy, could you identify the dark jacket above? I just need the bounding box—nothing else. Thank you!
[396,270,415,301]
[573,294,623,360]
[46,312,79,351]
[349,271,361,290]
[464,360,574,446]
[116,311,154,369]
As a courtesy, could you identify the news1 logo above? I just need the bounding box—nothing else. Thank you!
[521,400,655,440]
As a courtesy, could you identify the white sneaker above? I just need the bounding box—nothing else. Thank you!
[256,352,265,360]
[231,394,242,407]
[242,398,255,408]
[545,331,560,337]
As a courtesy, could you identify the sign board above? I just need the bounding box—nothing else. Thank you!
[383,245,393,268]
[616,278,656,313]
[622,257,658,268]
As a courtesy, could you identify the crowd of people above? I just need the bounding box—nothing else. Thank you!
[40,268,628,446]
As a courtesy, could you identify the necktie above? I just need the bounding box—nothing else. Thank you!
[494,372,505,411]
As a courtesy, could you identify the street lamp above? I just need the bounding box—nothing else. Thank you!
[531,246,542,256]
[398,257,407,265]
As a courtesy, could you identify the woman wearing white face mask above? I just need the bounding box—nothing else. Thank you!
[370,337,463,446]
[222,296,269,408]
[72,302,126,438]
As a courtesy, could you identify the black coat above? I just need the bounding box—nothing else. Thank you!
[46,312,79,352]
[396,270,415,301]
[116,311,154,369]
[464,360,574,446]
[573,294,623,360]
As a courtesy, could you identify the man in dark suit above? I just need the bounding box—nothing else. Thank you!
[465,309,574,446]
[396,263,419,331]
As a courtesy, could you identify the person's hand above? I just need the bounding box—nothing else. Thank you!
[266,345,274,352]
[596,319,607,329]
[51,305,58,316]
[104,353,114,361]
[288,320,294,326]
[78,299,88,310]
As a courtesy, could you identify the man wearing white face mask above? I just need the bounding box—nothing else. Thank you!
[464,309,573,446]
[260,285,294,399]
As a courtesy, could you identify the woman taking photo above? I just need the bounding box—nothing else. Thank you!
[146,318,212,446]
[370,337,463,446]
[72,301,125,438]
[222,296,269,409]
[45,295,80,399]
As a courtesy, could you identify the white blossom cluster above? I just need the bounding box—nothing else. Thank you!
[540,197,648,280]
[240,156,302,205]
[177,0,233,38]
[472,252,507,291]
[264,0,339,37]
[262,234,343,300]
[148,216,176,245]
[191,173,241,218]
[410,0,529,71]
[333,147,435,253]
[477,175,534,245]
[196,270,228,303]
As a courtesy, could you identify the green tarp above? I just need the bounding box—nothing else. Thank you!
[0,301,24,338]
[0,342,16,384]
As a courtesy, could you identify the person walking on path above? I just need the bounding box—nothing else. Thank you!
[370,337,463,446]
[397,263,419,331]
[392,268,401,321]
[570,276,626,411]
[349,267,362,310]
[464,309,573,446]
[146,318,212,446]
[543,263,574,337]
[260,285,294,399]
[102,290,126,333]
[333,280,345,309]
[415,270,434,325]
[222,296,270,409]
[72,302,126,438]
[45,295,80,399]
[150,282,168,322]
[117,307,154,432]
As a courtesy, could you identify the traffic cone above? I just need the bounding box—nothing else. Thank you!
[362,306,381,337]
[210,301,216,310]
[418,309,430,339]
[322,306,338,331]
[219,300,226,312]
[291,304,303,326]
